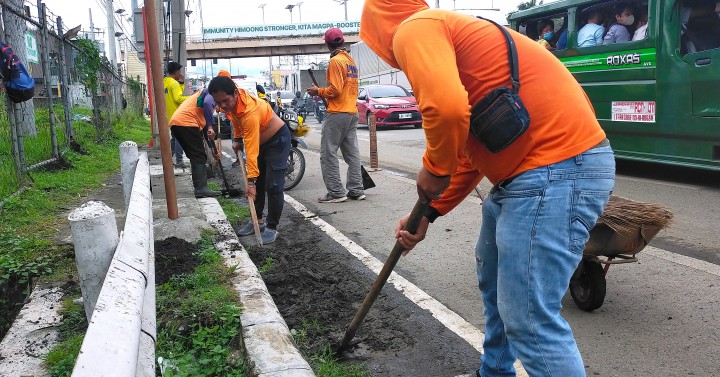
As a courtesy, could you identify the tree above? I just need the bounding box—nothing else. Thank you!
[74,38,105,137]
[508,0,541,19]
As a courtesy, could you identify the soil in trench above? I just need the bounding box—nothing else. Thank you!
[234,204,483,377]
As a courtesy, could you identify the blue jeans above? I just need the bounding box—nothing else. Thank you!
[170,134,184,163]
[476,145,615,377]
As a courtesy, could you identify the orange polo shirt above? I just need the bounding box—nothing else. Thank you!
[318,50,359,114]
[221,88,274,179]
[361,1,606,216]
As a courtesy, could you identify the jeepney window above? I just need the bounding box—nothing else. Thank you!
[576,1,649,48]
[680,0,720,55]
[518,13,568,50]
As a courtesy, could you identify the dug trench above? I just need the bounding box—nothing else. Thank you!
[229,199,483,376]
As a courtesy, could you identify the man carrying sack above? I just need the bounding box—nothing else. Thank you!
[361,1,615,376]
[208,76,290,245]
[307,27,365,203]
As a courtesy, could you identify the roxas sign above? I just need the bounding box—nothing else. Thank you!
[606,52,641,66]
[560,48,656,72]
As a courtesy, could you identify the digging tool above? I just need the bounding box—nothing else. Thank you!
[333,199,429,355]
[307,69,376,190]
[234,148,263,247]
[205,132,242,198]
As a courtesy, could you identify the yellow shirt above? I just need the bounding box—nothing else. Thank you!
[164,77,189,122]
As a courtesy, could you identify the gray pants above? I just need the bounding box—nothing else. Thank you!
[320,112,363,198]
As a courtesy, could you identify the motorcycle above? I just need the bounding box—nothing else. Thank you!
[277,106,309,190]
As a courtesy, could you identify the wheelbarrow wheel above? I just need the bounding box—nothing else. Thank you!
[569,260,606,312]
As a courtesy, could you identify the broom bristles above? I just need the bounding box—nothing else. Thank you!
[598,196,673,237]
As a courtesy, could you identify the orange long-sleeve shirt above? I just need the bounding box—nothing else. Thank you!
[318,50,359,114]
[222,88,274,179]
[361,1,606,216]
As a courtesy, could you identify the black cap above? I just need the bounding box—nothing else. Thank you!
[167,61,183,74]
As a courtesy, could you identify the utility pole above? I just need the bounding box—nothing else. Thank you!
[3,0,37,137]
[171,0,188,93]
[106,0,117,67]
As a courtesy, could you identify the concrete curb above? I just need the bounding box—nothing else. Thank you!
[198,198,315,377]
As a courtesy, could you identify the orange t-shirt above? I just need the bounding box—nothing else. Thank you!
[169,91,205,129]
[318,50,359,114]
[361,1,606,215]
[222,88,274,179]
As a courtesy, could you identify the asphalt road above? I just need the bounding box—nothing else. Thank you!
[232,116,720,376]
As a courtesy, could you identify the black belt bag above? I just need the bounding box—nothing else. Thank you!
[470,17,530,153]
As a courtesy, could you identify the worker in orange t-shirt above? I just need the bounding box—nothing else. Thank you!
[307,27,364,203]
[362,1,615,376]
[208,76,290,245]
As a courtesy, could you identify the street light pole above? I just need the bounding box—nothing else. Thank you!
[258,2,266,24]
[296,2,303,23]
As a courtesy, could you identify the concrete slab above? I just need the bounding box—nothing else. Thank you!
[0,287,63,377]
[153,216,213,243]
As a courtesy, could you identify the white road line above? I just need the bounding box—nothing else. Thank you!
[221,151,236,162]
[284,194,528,376]
[644,246,720,277]
[618,176,700,190]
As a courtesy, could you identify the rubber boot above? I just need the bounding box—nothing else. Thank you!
[191,162,220,198]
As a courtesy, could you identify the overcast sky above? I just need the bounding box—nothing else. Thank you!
[42,0,556,78]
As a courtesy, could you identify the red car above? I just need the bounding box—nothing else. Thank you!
[357,85,422,128]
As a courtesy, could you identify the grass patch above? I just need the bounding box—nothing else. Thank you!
[0,108,149,337]
[44,294,87,377]
[216,196,249,224]
[289,320,370,377]
[156,235,244,377]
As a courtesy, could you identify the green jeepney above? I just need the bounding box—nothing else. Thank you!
[508,0,720,170]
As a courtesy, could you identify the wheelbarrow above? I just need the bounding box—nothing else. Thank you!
[569,196,671,312]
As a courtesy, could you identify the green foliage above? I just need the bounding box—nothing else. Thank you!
[258,257,274,273]
[216,196,250,224]
[310,346,370,377]
[0,114,150,337]
[45,334,84,377]
[74,39,102,93]
[45,298,87,377]
[156,236,245,377]
[127,77,143,96]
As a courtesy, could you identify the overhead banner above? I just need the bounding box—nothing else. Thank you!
[203,21,360,39]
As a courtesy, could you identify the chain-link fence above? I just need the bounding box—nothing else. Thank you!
[0,0,145,204]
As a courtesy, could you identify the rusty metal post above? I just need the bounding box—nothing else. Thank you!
[368,113,381,171]
[143,0,178,219]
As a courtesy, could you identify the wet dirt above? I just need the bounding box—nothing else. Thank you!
[234,206,482,377]
[154,237,202,285]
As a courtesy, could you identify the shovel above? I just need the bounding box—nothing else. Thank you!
[333,199,429,355]
[234,148,264,247]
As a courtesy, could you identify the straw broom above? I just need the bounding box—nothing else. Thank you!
[597,195,673,237]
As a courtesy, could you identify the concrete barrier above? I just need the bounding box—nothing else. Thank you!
[68,201,119,320]
[72,151,155,376]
